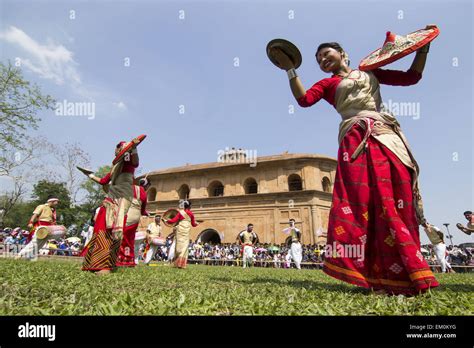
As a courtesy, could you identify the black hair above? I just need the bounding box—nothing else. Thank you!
[155,215,161,218]
[289,218,295,222]
[464,211,472,215]
[184,201,191,209]
[247,223,253,227]
[139,178,149,187]
[315,42,346,63]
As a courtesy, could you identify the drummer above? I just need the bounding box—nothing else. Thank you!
[144,214,162,265]
[17,195,59,260]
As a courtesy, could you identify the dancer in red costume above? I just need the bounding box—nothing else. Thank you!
[271,25,439,295]
[82,137,142,274]
[116,178,149,267]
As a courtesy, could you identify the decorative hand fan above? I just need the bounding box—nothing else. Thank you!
[112,134,147,165]
[359,26,440,71]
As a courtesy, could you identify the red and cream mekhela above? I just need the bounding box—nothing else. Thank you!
[166,209,198,269]
[297,68,439,295]
[116,184,147,267]
[82,154,138,272]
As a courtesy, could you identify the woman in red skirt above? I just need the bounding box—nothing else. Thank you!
[82,139,140,274]
[272,26,439,295]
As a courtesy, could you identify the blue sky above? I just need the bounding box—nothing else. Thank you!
[1,0,472,243]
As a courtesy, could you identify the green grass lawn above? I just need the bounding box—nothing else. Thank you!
[0,258,473,315]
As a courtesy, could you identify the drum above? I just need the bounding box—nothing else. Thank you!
[162,208,179,227]
[36,225,66,240]
[151,237,166,246]
[135,231,147,242]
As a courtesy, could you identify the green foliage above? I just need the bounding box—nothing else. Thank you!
[0,61,55,152]
[1,199,36,229]
[31,180,72,207]
[1,260,472,315]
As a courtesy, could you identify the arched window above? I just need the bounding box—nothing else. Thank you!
[288,174,303,191]
[244,177,258,194]
[147,187,157,201]
[178,184,190,200]
[322,176,331,193]
[208,180,224,197]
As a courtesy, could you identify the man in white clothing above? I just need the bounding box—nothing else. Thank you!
[144,215,162,265]
[422,222,453,273]
[287,219,302,270]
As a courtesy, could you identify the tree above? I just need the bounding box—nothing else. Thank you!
[0,137,53,226]
[1,198,36,229]
[48,142,91,204]
[0,61,55,226]
[0,61,55,153]
[31,180,71,208]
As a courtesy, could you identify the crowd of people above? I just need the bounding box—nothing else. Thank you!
[3,224,472,272]
[0,227,82,256]
[422,243,474,268]
[133,240,327,268]
[0,224,324,269]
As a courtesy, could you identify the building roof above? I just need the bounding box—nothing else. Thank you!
[145,153,337,176]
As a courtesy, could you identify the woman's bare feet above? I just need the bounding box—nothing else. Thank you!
[96,269,111,275]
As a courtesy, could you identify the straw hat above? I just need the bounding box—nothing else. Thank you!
[266,39,302,69]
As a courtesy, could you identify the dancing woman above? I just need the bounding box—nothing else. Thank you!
[116,178,149,267]
[165,200,199,269]
[271,25,439,295]
[82,139,140,274]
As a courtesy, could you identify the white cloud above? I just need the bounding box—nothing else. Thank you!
[0,26,129,116]
[0,26,80,85]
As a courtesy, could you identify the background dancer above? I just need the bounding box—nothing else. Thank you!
[17,196,59,260]
[457,211,474,236]
[237,224,257,268]
[422,222,453,273]
[144,214,162,265]
[287,219,302,270]
[165,200,198,269]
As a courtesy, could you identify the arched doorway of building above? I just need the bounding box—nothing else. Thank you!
[196,229,221,245]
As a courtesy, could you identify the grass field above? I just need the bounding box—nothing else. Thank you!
[0,258,473,316]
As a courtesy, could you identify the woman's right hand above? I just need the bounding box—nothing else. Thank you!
[271,48,295,70]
